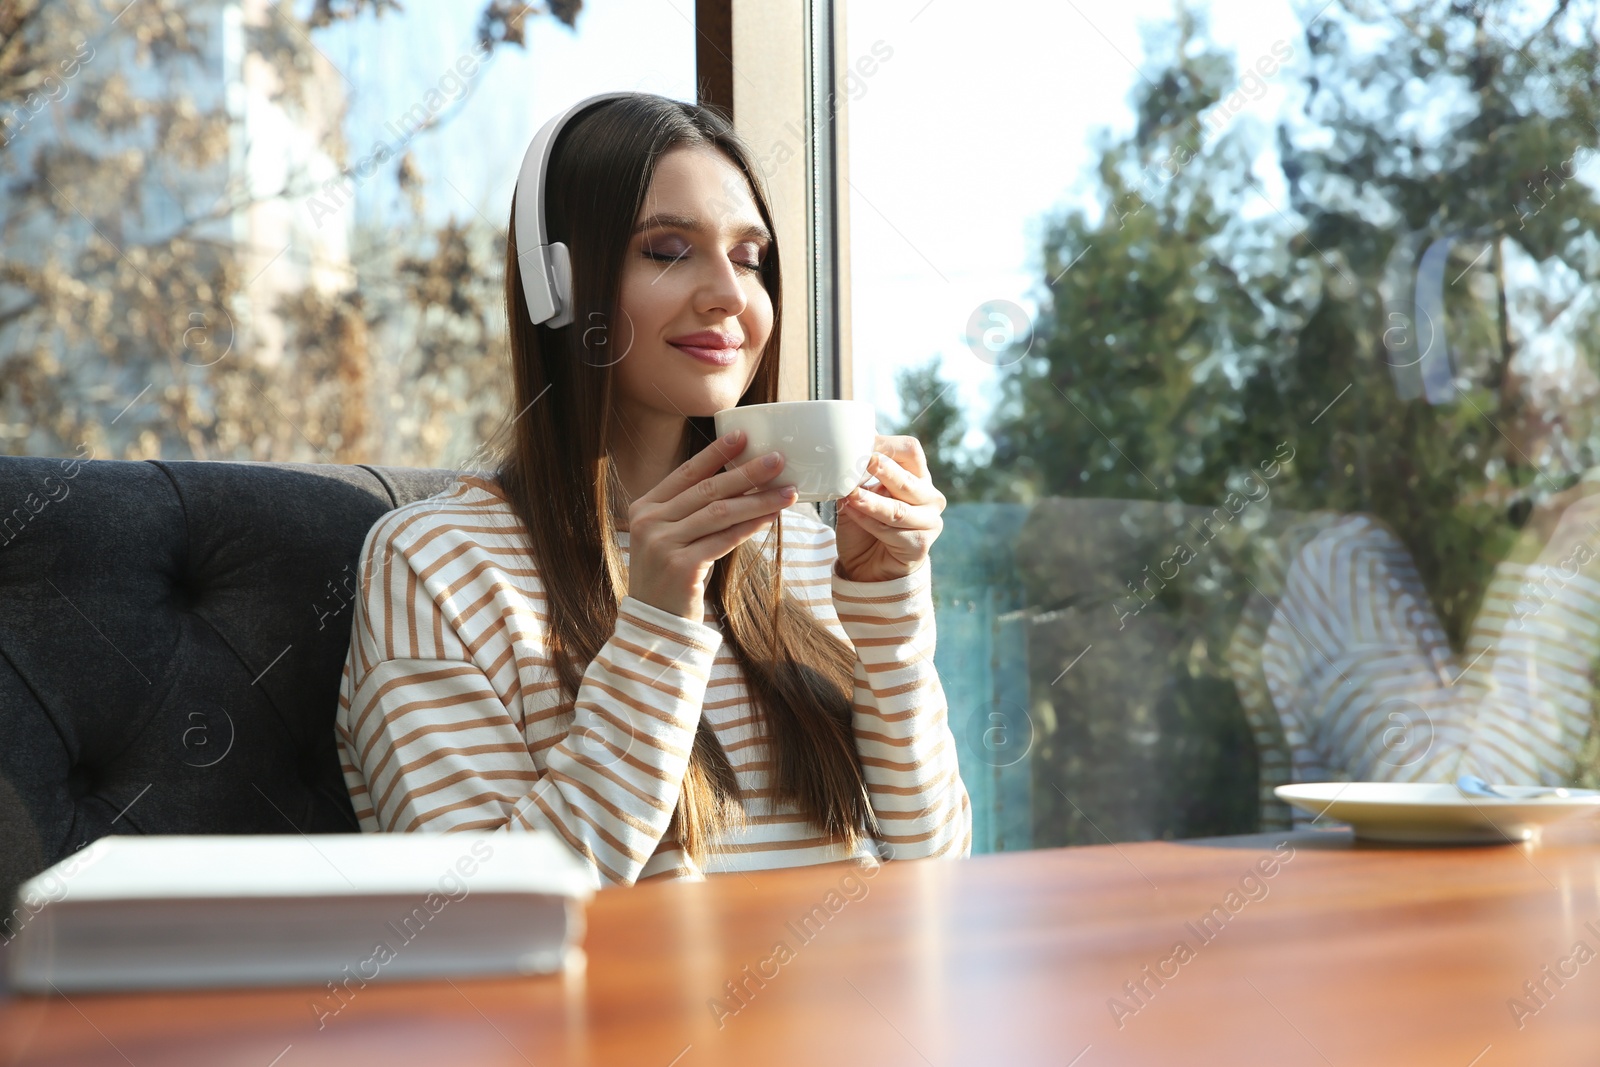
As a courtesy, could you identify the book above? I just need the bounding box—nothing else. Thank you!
[3,832,594,994]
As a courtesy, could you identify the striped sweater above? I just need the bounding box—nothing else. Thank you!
[336,473,972,888]
[1258,513,1600,799]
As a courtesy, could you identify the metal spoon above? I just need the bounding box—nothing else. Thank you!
[1456,773,1572,800]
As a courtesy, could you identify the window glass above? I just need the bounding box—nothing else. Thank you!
[0,0,695,464]
[848,0,1600,849]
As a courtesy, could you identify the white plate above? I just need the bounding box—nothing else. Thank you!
[1274,782,1600,844]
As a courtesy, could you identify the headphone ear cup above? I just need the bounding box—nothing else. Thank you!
[517,240,555,325]
[545,242,574,329]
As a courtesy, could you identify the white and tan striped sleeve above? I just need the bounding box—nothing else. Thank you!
[1261,516,1596,789]
[336,516,723,889]
[1455,559,1600,784]
[1261,515,1467,785]
[819,535,972,861]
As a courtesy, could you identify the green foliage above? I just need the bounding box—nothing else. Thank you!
[938,0,1600,631]
[903,0,1600,834]
[886,358,996,501]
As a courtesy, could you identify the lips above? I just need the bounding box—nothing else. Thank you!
[670,342,740,366]
[667,330,743,367]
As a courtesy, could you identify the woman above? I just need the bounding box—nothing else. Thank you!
[335,93,972,888]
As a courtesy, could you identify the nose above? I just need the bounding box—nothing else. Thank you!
[692,250,750,320]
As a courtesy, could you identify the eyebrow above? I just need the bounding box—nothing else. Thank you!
[633,211,773,244]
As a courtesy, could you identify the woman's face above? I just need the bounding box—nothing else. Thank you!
[610,145,774,427]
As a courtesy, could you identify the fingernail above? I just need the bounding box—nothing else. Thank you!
[763,451,781,468]
[723,430,739,443]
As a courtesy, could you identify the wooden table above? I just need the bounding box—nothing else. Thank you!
[6,821,1600,1066]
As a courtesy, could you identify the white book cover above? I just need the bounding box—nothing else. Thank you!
[4,832,595,993]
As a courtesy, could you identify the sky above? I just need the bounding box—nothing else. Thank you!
[844,0,1306,447]
[312,0,1315,451]
[317,2,700,236]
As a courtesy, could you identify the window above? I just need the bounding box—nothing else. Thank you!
[842,0,1600,850]
[2,1,700,464]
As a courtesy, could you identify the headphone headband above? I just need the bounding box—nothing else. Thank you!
[513,91,639,329]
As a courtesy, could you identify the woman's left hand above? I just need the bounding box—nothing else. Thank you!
[834,434,946,583]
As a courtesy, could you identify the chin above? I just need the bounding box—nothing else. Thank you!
[655,358,757,418]
[693,392,744,417]
[687,378,754,417]
[652,389,725,420]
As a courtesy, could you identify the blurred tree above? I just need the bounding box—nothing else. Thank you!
[989,9,1282,510]
[903,0,1600,841]
[977,8,1285,844]
[0,0,581,464]
[977,0,1600,642]
[886,357,986,500]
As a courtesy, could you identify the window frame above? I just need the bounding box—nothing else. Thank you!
[695,0,852,405]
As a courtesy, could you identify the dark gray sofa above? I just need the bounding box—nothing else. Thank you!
[0,457,458,896]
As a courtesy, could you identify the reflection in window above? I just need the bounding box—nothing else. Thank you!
[851,0,1600,848]
[0,1,693,465]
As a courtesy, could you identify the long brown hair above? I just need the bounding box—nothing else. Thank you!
[486,93,877,869]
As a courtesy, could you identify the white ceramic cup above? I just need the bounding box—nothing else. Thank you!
[712,400,878,503]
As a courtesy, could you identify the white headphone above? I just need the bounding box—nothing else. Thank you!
[513,91,640,329]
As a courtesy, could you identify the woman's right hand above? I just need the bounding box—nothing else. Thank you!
[626,429,797,625]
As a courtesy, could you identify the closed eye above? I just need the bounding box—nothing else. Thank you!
[642,248,763,273]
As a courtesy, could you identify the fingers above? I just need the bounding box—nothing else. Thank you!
[684,511,781,563]
[637,429,753,507]
[861,449,944,509]
[842,489,941,534]
[697,505,784,547]
[656,447,789,524]
[870,434,931,482]
[674,480,796,545]
[840,447,944,560]
[840,494,941,560]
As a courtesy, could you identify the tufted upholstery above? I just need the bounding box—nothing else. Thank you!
[0,457,459,897]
